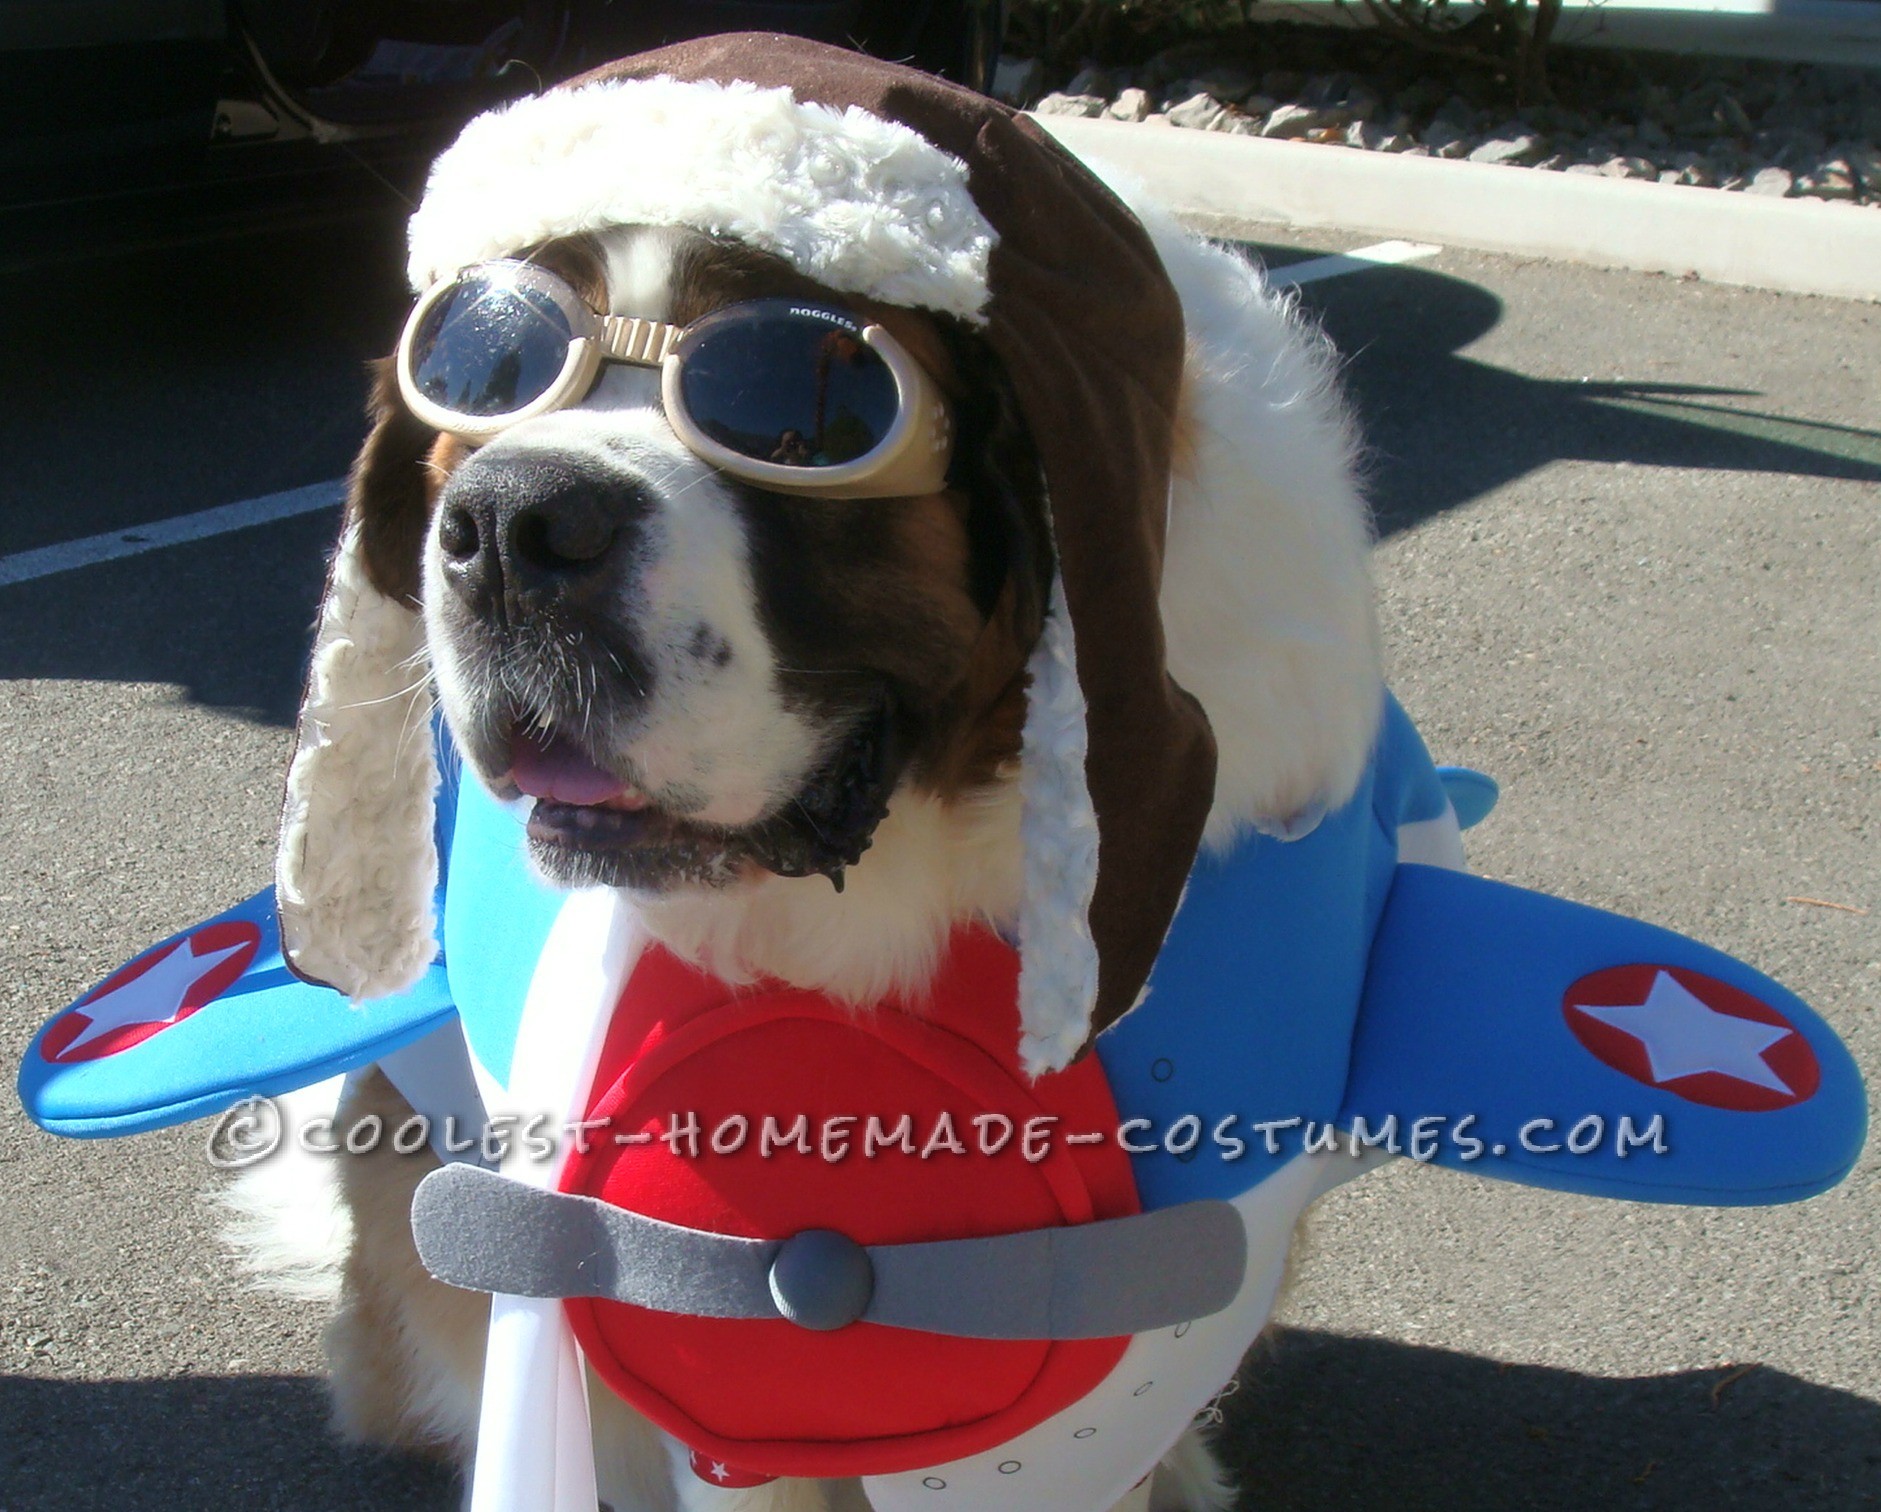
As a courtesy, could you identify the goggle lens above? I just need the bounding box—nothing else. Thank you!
[674,308,900,470]
[407,268,577,420]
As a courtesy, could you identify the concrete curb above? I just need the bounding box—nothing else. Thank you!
[1244,0,1881,69]
[1033,114,1881,303]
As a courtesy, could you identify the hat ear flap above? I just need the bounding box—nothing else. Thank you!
[1016,573,1102,1078]
[276,362,443,1000]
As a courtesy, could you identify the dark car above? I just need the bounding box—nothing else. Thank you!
[0,1,1004,267]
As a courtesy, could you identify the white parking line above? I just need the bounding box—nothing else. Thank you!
[0,479,345,590]
[1265,240,1443,288]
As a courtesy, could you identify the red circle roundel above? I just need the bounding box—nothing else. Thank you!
[40,921,261,1065]
[1562,963,1819,1112]
[562,933,1139,1479]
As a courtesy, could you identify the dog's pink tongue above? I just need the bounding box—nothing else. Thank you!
[509,727,629,807]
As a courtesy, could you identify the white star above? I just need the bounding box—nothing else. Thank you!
[58,936,248,1056]
[709,1463,732,1483]
[1575,971,1794,1094]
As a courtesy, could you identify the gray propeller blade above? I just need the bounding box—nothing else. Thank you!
[412,1162,1246,1340]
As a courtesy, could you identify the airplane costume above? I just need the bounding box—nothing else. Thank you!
[18,36,1865,1512]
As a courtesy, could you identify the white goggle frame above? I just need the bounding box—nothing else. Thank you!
[396,260,954,501]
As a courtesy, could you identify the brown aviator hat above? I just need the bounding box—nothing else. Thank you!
[275,34,1218,1073]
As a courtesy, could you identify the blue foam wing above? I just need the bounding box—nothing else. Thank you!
[1435,766,1498,829]
[1341,865,1866,1205]
[17,886,456,1138]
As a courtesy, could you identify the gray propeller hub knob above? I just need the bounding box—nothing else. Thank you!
[768,1229,874,1330]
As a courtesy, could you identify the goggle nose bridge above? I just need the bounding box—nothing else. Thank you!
[597,315,683,367]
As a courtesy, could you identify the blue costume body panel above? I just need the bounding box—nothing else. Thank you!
[1100,695,1427,1207]
[18,696,1866,1210]
[442,774,566,1088]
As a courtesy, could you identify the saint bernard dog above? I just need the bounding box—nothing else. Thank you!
[224,34,1382,1512]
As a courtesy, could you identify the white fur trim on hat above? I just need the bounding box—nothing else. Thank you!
[1016,576,1101,1078]
[277,525,441,1001]
[406,77,997,322]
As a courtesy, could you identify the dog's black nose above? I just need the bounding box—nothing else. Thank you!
[437,453,649,613]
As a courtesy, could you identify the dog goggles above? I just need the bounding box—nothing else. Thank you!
[396,260,954,499]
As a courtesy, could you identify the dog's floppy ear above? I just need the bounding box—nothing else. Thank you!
[347,358,438,604]
[275,361,444,1000]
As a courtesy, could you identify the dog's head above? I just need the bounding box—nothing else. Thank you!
[394,227,1049,893]
[276,37,1222,1074]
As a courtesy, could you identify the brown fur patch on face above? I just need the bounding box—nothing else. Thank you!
[921,578,1037,795]
[663,233,839,324]
[727,310,1049,805]
[424,431,470,496]
[636,229,1052,804]
[349,359,438,606]
[521,233,609,311]
[905,318,1054,797]
[854,301,962,398]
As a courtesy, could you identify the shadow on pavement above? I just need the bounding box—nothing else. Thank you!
[0,218,409,558]
[6,1330,1877,1510]
[1254,253,1881,540]
[0,218,406,727]
[1221,1326,1881,1510]
[0,507,337,728]
[0,1371,455,1512]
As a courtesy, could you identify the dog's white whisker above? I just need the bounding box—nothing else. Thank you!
[390,684,433,773]
[339,675,433,712]
[788,795,835,844]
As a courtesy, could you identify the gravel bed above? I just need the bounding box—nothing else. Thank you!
[1003,22,1881,206]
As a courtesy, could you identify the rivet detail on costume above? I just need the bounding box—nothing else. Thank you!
[1151,1058,1175,1082]
[997,1461,1022,1474]
[768,1229,873,1330]
[1074,1427,1098,1439]
[1133,1381,1155,1396]
[1175,1321,1192,1338]
[923,1478,948,1490]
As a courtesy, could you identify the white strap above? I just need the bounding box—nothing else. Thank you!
[378,1018,490,1165]
[469,1295,597,1512]
[463,888,644,1512]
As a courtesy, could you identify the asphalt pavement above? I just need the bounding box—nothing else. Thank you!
[0,210,1875,1511]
